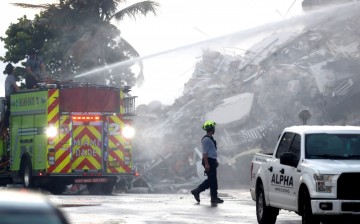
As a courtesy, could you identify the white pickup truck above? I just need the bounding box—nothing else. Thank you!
[250,125,360,224]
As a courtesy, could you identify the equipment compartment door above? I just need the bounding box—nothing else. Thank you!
[71,122,103,172]
[106,115,132,174]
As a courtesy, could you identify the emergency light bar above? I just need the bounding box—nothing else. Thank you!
[72,116,101,122]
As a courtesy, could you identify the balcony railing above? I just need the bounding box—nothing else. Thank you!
[123,96,137,116]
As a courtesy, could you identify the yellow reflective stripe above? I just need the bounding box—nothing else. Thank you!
[109,116,124,147]
[47,89,59,127]
[73,125,84,136]
[72,156,101,168]
[72,125,102,170]
[47,89,60,171]
[107,115,132,173]
[54,149,67,172]
[53,115,71,173]
[87,126,101,140]
[120,90,124,114]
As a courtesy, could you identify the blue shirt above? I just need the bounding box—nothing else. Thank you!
[202,135,217,159]
[26,56,44,76]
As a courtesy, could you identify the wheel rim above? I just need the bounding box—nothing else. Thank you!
[24,166,30,187]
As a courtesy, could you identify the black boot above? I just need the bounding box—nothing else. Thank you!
[191,188,200,203]
[211,197,224,204]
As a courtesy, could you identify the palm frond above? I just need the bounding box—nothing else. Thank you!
[110,1,159,21]
[120,37,139,58]
[11,3,51,9]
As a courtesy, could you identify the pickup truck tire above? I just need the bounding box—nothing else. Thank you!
[301,188,320,224]
[256,183,279,224]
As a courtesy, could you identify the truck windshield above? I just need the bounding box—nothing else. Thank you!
[305,133,360,159]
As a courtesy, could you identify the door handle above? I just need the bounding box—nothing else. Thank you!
[268,166,273,172]
[279,168,284,174]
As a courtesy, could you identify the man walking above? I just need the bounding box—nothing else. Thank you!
[191,120,224,204]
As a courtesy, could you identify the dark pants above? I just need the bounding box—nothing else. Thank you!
[198,157,218,198]
[25,74,38,89]
[3,97,10,129]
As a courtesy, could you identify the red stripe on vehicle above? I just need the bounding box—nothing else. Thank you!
[77,158,97,170]
[48,96,59,113]
[109,150,131,172]
[60,163,71,173]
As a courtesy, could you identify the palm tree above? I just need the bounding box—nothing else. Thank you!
[13,0,159,86]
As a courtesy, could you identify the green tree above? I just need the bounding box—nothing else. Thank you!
[1,0,159,87]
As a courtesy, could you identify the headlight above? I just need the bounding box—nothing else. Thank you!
[314,174,335,193]
[122,126,135,139]
[46,126,58,138]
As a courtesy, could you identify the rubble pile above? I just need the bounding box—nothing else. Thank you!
[132,2,360,192]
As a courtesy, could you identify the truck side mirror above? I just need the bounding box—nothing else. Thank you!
[280,152,298,167]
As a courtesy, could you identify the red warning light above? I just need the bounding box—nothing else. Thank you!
[72,116,101,122]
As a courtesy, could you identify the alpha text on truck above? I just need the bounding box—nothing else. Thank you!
[250,125,360,224]
[0,82,136,194]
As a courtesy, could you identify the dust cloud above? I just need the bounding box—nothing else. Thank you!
[77,2,360,193]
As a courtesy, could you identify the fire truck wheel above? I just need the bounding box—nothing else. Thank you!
[101,183,114,195]
[49,184,66,195]
[87,183,102,195]
[21,158,33,188]
[115,178,127,193]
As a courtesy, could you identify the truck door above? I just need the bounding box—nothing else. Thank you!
[71,118,103,173]
[268,132,301,210]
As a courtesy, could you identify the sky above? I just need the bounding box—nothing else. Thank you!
[0,0,304,105]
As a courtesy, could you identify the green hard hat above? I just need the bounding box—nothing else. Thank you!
[202,120,216,130]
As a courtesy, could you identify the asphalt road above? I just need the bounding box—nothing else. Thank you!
[50,189,302,224]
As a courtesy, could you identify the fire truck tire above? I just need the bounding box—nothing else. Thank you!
[21,158,33,188]
[49,183,66,195]
[101,182,114,195]
[115,178,127,193]
[87,183,102,195]
[87,183,114,195]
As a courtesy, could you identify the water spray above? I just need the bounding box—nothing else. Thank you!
[73,2,359,80]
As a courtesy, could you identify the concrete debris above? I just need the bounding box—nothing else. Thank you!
[132,2,360,192]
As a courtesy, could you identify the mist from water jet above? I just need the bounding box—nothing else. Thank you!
[73,2,359,83]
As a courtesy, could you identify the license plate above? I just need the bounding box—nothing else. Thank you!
[74,178,108,183]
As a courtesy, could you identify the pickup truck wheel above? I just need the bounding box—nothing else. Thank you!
[320,218,339,224]
[301,189,320,224]
[256,184,279,224]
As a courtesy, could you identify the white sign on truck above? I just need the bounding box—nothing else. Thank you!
[250,125,360,224]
